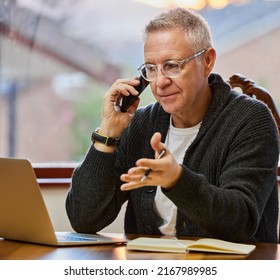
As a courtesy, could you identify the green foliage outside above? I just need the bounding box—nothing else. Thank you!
[70,83,105,161]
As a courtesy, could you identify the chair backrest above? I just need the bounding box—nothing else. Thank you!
[228,73,280,244]
[228,74,280,135]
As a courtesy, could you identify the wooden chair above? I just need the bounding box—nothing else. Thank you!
[228,73,280,243]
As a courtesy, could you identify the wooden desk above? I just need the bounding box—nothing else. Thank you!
[0,234,279,260]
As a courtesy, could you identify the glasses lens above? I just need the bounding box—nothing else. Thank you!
[163,61,180,77]
[138,65,152,81]
[144,64,157,81]
[139,60,182,81]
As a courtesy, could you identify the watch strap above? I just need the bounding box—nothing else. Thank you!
[91,129,120,146]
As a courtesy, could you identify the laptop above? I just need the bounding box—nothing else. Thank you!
[0,157,126,246]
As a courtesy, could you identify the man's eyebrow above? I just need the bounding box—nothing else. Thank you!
[144,58,178,64]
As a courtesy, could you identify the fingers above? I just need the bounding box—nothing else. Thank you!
[111,78,140,98]
[120,166,161,191]
[136,153,167,174]
[103,77,140,115]
[120,141,168,191]
[150,132,166,158]
[120,166,149,191]
[120,159,182,192]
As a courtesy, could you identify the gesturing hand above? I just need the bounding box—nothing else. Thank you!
[120,132,182,191]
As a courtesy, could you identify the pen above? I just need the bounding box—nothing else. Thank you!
[140,149,166,182]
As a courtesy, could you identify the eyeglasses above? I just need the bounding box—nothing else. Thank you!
[138,49,206,82]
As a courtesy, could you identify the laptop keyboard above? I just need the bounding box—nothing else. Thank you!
[56,233,98,242]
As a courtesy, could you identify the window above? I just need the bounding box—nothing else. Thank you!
[1,0,279,174]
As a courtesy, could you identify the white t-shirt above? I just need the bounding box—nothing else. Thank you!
[153,117,201,235]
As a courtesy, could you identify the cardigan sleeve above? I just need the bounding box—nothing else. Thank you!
[65,145,128,233]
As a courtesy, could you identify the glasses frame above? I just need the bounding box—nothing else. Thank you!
[138,49,207,82]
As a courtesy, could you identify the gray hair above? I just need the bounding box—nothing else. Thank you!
[143,8,213,52]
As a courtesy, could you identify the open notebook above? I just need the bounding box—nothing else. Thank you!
[127,237,256,254]
[0,157,126,246]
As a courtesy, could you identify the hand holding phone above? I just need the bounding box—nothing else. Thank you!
[118,75,149,112]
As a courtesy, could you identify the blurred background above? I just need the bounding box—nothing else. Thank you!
[1,0,280,163]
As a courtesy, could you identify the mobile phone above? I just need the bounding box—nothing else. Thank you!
[119,74,149,112]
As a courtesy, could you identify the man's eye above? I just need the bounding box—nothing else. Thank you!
[146,65,157,72]
[164,62,179,71]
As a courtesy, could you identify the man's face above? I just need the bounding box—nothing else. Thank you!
[144,28,214,126]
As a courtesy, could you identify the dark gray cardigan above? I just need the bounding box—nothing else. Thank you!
[66,74,279,243]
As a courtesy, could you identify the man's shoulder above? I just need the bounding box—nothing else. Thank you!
[230,89,273,116]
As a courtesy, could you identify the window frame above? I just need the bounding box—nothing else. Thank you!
[33,164,76,188]
[35,165,280,188]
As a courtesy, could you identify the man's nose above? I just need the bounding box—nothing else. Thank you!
[155,67,172,87]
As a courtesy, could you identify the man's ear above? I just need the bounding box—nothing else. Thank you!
[203,48,216,77]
